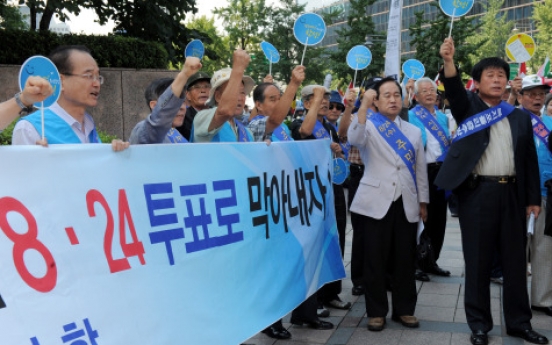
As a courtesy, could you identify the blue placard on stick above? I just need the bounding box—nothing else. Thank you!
[19,56,61,108]
[332,158,349,185]
[439,0,474,17]
[402,59,425,80]
[185,39,205,59]
[293,13,326,46]
[260,41,280,63]
[346,45,372,70]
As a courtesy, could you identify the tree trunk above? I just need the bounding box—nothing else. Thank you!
[39,3,54,31]
[29,5,36,31]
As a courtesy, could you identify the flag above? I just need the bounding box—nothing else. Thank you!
[465,78,475,91]
[518,62,527,77]
[537,56,550,78]
[344,80,354,107]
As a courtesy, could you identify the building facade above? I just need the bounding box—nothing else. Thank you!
[311,0,539,58]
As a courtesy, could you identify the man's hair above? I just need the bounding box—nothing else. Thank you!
[374,76,403,99]
[471,58,510,82]
[144,78,174,108]
[414,77,438,95]
[253,82,281,103]
[48,45,92,74]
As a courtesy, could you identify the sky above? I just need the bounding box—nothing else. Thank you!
[63,0,332,35]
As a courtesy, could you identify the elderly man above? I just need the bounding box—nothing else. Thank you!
[12,45,127,151]
[192,50,254,143]
[408,77,451,280]
[348,77,429,332]
[0,76,53,131]
[175,70,211,141]
[437,38,546,345]
[517,75,552,318]
[129,57,201,144]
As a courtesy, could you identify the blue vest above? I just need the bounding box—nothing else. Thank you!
[536,115,552,196]
[210,121,253,142]
[408,109,450,147]
[23,109,101,144]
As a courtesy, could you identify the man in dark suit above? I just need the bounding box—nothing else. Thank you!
[436,38,547,345]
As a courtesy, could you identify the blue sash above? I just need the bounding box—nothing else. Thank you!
[528,112,551,150]
[452,101,515,143]
[166,128,188,144]
[412,105,450,161]
[329,122,350,160]
[24,109,101,144]
[369,113,417,188]
[311,119,331,140]
[235,120,251,142]
[251,115,293,142]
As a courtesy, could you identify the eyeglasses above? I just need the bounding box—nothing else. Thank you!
[418,89,436,95]
[63,73,104,85]
[380,93,402,100]
[522,91,547,99]
[329,104,345,111]
[189,84,211,91]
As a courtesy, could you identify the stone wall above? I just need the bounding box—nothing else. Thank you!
[0,65,179,140]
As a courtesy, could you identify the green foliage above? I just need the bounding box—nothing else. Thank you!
[0,29,169,68]
[410,2,483,78]
[532,0,552,71]
[0,120,16,145]
[329,0,384,89]
[21,0,86,31]
[466,0,513,64]
[186,15,232,76]
[98,130,118,144]
[89,0,202,66]
[0,1,28,30]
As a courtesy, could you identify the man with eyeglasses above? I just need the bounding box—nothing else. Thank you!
[437,38,545,345]
[175,71,211,141]
[518,75,552,320]
[408,77,451,281]
[12,45,128,151]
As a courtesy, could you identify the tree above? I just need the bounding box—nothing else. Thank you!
[186,15,232,76]
[465,0,513,63]
[90,0,201,65]
[20,0,85,31]
[328,0,384,89]
[0,1,28,30]
[214,0,269,51]
[532,0,552,72]
[410,2,483,79]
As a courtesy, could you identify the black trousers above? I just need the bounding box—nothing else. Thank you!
[348,164,365,287]
[457,180,531,332]
[423,164,448,261]
[360,197,417,317]
[318,184,347,303]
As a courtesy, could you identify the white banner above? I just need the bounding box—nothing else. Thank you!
[384,0,403,80]
[0,140,345,345]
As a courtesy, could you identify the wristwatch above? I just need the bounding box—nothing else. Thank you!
[14,92,35,113]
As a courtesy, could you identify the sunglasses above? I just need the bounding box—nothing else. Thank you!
[329,104,345,111]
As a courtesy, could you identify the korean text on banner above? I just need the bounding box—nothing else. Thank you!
[0,140,345,345]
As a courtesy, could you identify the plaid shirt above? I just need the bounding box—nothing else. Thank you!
[247,115,268,142]
[348,145,364,165]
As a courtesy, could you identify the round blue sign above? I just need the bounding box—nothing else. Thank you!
[293,13,327,46]
[185,39,205,59]
[439,0,474,17]
[260,41,280,63]
[346,45,372,70]
[402,59,425,79]
[332,158,349,185]
[19,56,61,108]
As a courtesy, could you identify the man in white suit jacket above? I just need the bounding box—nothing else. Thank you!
[348,77,429,332]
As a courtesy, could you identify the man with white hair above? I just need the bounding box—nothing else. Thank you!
[408,77,451,280]
[192,50,255,143]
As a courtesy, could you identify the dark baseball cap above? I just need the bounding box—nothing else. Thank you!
[362,77,382,90]
[185,71,211,90]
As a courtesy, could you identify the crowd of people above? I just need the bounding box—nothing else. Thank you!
[1,40,551,345]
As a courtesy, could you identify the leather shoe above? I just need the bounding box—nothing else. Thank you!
[367,317,386,331]
[352,285,365,296]
[262,325,291,339]
[317,304,330,317]
[532,305,552,317]
[290,317,333,330]
[428,265,451,276]
[391,314,419,328]
[506,329,549,344]
[470,330,488,345]
[326,299,352,310]
[415,270,430,282]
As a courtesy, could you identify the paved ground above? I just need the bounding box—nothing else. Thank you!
[243,211,552,345]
